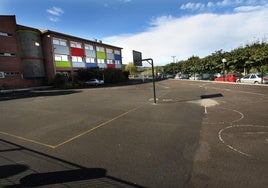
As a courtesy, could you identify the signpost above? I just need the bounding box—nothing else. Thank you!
[133,50,157,104]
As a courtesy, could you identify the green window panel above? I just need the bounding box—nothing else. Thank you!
[55,61,71,68]
[97,51,106,59]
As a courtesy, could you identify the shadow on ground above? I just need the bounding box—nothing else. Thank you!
[0,139,145,188]
[0,90,81,101]
[0,78,167,101]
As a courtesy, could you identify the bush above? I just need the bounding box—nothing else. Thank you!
[103,69,128,83]
[51,73,66,88]
[76,68,129,84]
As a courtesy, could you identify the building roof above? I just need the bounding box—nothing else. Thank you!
[41,30,123,50]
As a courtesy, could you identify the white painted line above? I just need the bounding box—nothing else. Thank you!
[218,125,268,158]
[148,98,159,102]
[218,125,252,158]
[163,99,173,102]
[230,109,244,123]
[203,107,244,125]
[204,105,207,114]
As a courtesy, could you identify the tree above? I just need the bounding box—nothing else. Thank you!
[164,40,268,75]
[125,63,137,75]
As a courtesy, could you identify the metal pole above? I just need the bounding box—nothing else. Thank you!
[136,58,157,104]
[145,59,156,104]
[150,59,156,104]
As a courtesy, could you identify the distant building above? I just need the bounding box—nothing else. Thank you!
[0,15,122,88]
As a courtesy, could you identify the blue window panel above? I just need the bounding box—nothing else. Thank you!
[98,63,107,69]
[85,50,96,58]
[54,44,70,55]
[86,63,98,68]
[107,53,114,60]
[115,64,122,69]
[73,62,85,68]
[23,75,45,78]
[114,54,121,60]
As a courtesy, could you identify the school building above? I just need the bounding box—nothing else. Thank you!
[0,15,123,88]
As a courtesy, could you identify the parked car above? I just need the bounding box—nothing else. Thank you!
[189,74,202,80]
[175,73,189,79]
[84,78,104,86]
[239,73,268,84]
[201,73,212,80]
[214,73,221,78]
[215,73,242,82]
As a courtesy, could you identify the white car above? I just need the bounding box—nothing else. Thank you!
[240,73,268,84]
[189,74,201,80]
[84,78,104,86]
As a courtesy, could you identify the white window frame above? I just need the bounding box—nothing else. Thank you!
[114,50,120,55]
[97,59,105,64]
[55,54,68,61]
[86,57,95,63]
[115,60,121,64]
[0,72,5,78]
[0,52,15,57]
[106,48,113,53]
[85,44,94,50]
[107,59,114,64]
[0,32,12,37]
[72,56,83,62]
[70,41,82,48]
[96,46,105,52]
[53,38,67,46]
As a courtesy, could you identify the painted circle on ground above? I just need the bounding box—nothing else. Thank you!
[219,125,268,161]
[203,107,244,124]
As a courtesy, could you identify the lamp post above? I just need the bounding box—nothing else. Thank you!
[171,56,176,75]
[222,58,227,80]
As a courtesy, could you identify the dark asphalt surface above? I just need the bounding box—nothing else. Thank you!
[0,80,267,187]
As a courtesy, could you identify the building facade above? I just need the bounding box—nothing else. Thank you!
[0,15,122,88]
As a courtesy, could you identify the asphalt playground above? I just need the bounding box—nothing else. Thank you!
[0,79,267,187]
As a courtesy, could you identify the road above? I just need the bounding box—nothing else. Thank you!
[0,80,267,187]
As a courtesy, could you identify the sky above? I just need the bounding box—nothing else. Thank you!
[1,0,268,66]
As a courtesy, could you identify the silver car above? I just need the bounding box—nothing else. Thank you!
[84,78,104,86]
[240,73,268,84]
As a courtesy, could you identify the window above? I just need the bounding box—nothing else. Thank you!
[107,59,113,64]
[106,48,113,53]
[96,46,104,52]
[0,32,12,37]
[55,54,68,61]
[53,38,67,46]
[72,56,83,62]
[0,52,15,57]
[114,50,120,55]
[70,41,82,48]
[243,75,250,79]
[4,72,20,77]
[86,57,95,63]
[85,44,94,50]
[0,72,5,78]
[97,59,105,64]
[115,60,121,64]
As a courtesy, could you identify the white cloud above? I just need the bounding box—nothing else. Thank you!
[105,6,268,66]
[180,2,205,10]
[234,5,264,12]
[47,6,64,16]
[47,6,64,22]
[216,0,233,7]
[180,0,246,11]
[48,16,60,22]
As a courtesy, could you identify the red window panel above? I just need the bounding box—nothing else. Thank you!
[107,64,115,68]
[71,47,84,56]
